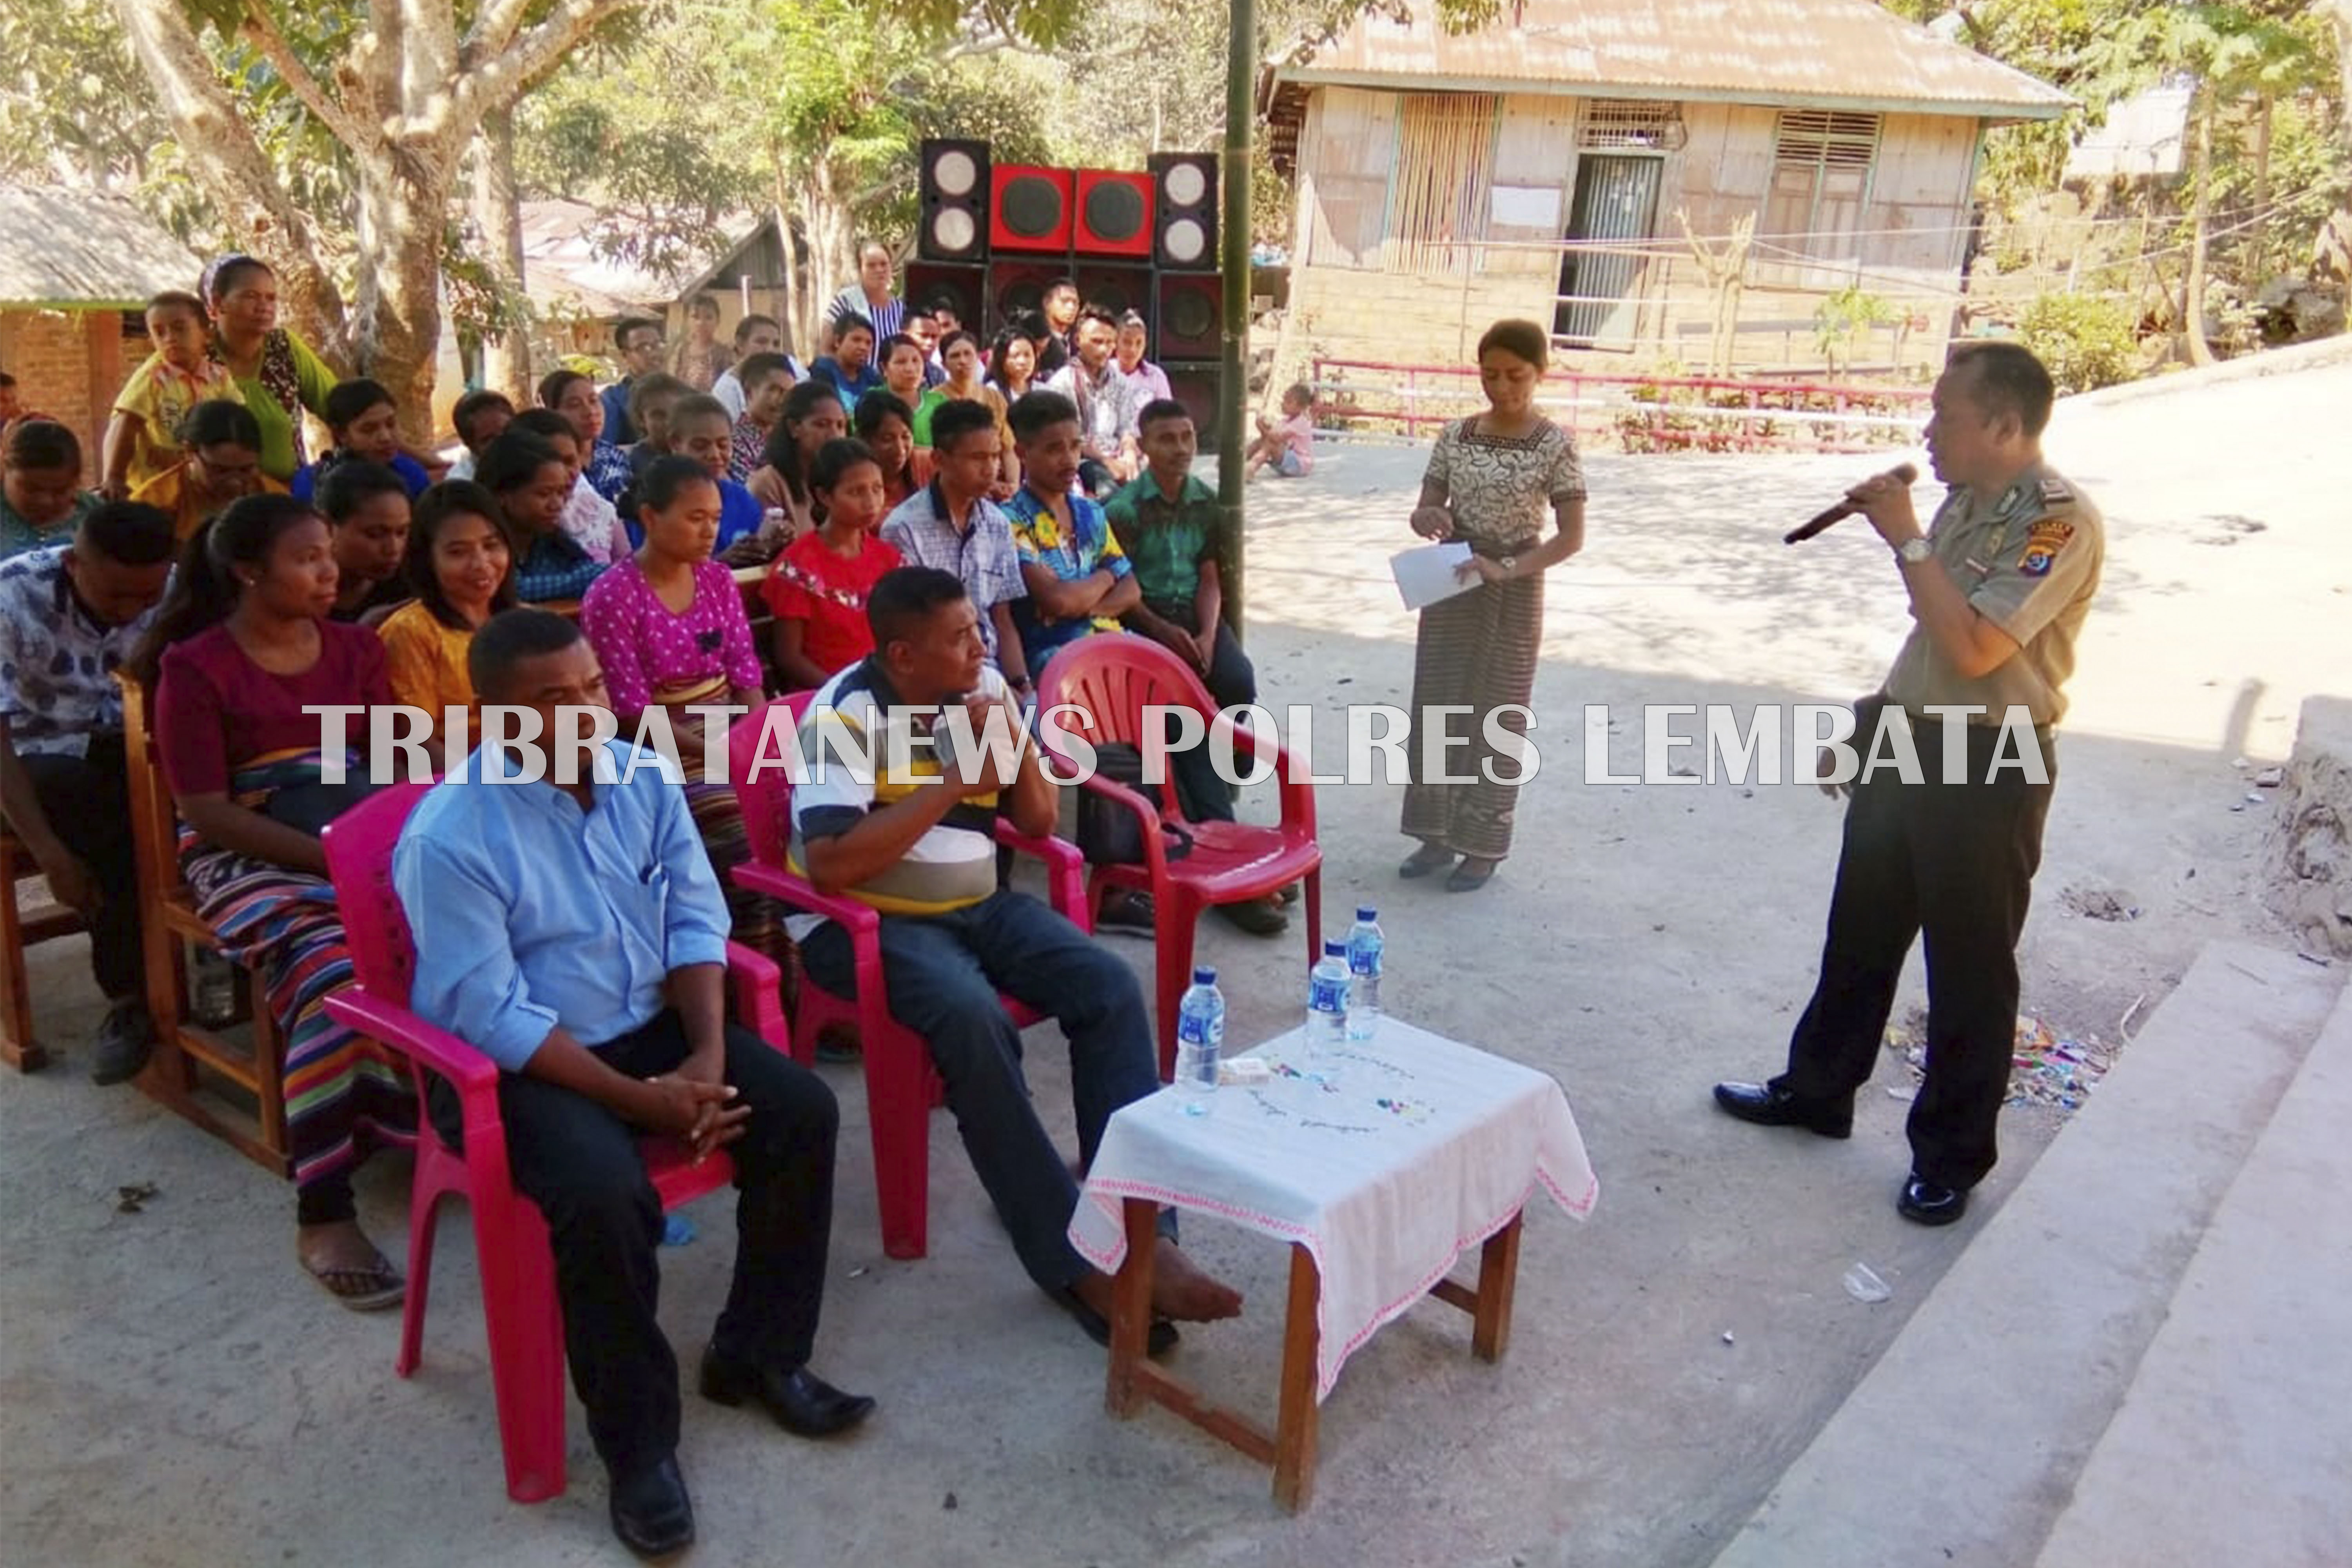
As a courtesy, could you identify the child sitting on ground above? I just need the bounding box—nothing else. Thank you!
[1244,381,1317,480]
[102,291,243,498]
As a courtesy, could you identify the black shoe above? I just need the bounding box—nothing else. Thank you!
[1213,896,1289,937]
[699,1347,876,1438]
[1711,1081,1853,1139]
[1051,1284,1180,1359]
[89,1000,155,1086]
[1898,1174,1969,1226]
[608,1453,694,1558]
[1094,889,1158,937]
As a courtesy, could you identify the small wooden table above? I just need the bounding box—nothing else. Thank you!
[1069,1019,1596,1513]
[1104,1196,1523,1513]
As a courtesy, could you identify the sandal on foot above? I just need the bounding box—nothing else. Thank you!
[304,1254,405,1312]
[1399,844,1457,880]
[1445,858,1500,893]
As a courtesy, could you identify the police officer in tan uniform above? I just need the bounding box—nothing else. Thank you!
[1714,342,2102,1225]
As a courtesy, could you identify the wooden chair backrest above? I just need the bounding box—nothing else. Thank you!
[111,670,188,909]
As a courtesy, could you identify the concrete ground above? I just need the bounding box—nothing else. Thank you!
[3,349,2345,1566]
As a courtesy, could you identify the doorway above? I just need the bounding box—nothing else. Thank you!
[1555,154,1663,348]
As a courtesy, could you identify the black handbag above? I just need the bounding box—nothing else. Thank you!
[1075,742,1195,866]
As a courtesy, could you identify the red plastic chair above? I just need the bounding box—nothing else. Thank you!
[319,781,792,1505]
[1035,634,1323,1080]
[727,693,1088,1261]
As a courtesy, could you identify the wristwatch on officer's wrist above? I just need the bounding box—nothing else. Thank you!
[1499,555,1517,576]
[1895,536,1934,566]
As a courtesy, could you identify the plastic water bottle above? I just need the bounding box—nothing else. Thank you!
[192,947,238,1025]
[1305,940,1351,1079]
[1173,966,1225,1115]
[1345,906,1384,1040]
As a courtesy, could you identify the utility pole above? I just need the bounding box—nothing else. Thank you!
[1217,0,1255,633]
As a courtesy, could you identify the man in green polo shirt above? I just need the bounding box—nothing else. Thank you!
[1103,399,1256,711]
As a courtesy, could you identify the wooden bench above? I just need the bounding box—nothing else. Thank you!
[0,827,87,1072]
[114,670,292,1176]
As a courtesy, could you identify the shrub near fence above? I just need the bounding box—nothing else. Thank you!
[1309,358,1929,456]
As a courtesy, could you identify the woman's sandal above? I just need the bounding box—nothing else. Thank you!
[1446,858,1500,894]
[303,1252,406,1313]
[1399,844,1457,880]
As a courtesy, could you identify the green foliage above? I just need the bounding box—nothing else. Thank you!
[2018,290,2140,390]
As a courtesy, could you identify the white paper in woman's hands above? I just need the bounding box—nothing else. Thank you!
[1391,543,1476,610]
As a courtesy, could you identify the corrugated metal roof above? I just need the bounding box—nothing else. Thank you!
[0,185,204,309]
[1278,0,2073,121]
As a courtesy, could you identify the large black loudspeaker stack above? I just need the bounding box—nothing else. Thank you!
[915,140,1224,441]
[1145,151,1220,445]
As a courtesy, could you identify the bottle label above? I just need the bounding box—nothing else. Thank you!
[1178,1013,1223,1047]
[1349,950,1381,977]
[1310,975,1348,1013]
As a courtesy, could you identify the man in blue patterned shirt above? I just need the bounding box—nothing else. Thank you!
[0,501,175,1079]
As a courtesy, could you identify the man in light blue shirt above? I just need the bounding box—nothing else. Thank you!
[394,608,871,1557]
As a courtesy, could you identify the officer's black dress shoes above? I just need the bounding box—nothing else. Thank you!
[609,1453,694,1557]
[699,1347,877,1438]
[1711,1081,1853,1139]
[1898,1174,1969,1226]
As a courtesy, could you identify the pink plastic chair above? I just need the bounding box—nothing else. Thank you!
[1036,634,1323,1080]
[319,781,791,1504]
[727,693,1088,1261]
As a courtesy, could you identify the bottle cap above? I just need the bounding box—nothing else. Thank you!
[1324,940,1347,956]
[1192,966,1216,985]
[1356,906,1377,922]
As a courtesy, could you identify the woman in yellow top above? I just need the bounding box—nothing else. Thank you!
[129,400,284,540]
[375,480,517,758]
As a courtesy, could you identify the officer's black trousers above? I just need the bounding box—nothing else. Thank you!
[1776,722,2054,1191]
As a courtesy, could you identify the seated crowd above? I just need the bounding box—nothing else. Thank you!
[0,243,1321,1553]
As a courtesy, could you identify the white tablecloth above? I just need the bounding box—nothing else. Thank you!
[1068,1017,1599,1401]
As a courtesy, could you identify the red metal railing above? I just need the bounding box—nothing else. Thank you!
[1307,357,1932,456]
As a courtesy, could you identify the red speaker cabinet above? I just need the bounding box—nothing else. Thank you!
[989,166,1074,254]
[1073,170,1155,258]
[1153,271,1223,361]
[1148,152,1218,271]
[918,138,990,261]
[1072,261,1154,323]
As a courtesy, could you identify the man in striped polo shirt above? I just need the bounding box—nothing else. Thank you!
[788,566,1243,1346]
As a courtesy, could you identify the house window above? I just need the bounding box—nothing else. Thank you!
[1578,100,1684,153]
[1762,109,1880,281]
[1385,93,1498,274]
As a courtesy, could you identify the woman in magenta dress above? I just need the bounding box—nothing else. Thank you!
[132,492,415,1309]
[577,454,780,968]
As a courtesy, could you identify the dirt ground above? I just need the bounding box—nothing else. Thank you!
[2,348,2344,1568]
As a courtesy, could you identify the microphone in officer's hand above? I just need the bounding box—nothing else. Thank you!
[1783,463,1919,544]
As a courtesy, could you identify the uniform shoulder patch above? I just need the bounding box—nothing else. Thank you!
[2016,517,2075,578]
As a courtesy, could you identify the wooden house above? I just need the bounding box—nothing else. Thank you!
[1268,0,2071,376]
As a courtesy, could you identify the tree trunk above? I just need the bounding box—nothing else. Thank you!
[472,108,534,405]
[352,151,457,443]
[2184,93,2218,367]
[108,0,349,363]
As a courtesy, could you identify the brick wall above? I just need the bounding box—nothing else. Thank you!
[0,309,127,484]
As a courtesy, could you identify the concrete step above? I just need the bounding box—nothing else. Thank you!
[1706,939,2342,1568]
[2033,975,2352,1568]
